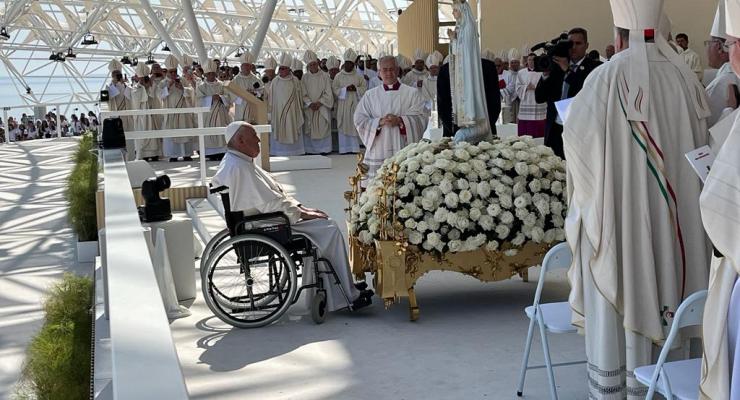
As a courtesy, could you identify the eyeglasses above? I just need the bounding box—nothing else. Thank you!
[723,40,738,51]
[704,39,722,47]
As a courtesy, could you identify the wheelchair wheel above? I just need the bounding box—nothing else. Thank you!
[203,234,298,328]
[200,228,230,280]
[311,290,327,324]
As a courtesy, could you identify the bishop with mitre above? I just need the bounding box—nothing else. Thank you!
[269,52,305,156]
[333,49,367,154]
[301,50,334,155]
[230,51,263,124]
[196,58,231,160]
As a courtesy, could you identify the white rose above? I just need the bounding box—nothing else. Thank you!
[431,172,444,184]
[535,199,551,216]
[500,194,513,209]
[479,215,495,230]
[359,230,373,244]
[514,196,529,209]
[417,220,429,232]
[513,182,526,197]
[487,203,502,217]
[555,229,566,241]
[504,249,519,257]
[448,228,461,240]
[479,141,493,150]
[485,241,500,251]
[399,209,411,219]
[421,198,435,211]
[444,192,459,208]
[515,207,529,220]
[369,222,380,235]
[528,164,541,177]
[421,151,435,163]
[512,141,527,150]
[495,225,510,239]
[427,232,442,247]
[470,208,482,221]
[440,149,454,159]
[493,159,507,169]
[457,217,471,231]
[456,178,470,190]
[434,207,449,223]
[524,213,538,227]
[477,181,492,198]
[421,164,436,176]
[456,163,472,174]
[440,179,454,194]
[448,240,463,252]
[454,148,471,161]
[516,151,530,162]
[529,180,542,193]
[531,227,545,242]
[407,160,421,172]
[551,181,563,195]
[446,211,460,227]
[422,240,434,251]
[552,215,564,228]
[398,185,411,197]
[500,211,515,225]
[405,219,418,229]
[550,201,564,215]
[512,233,526,246]
[471,159,487,172]
[408,230,423,245]
[415,173,431,186]
[459,189,473,203]
[435,158,452,170]
[501,149,515,159]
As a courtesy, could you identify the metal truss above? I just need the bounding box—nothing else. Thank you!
[0,0,410,111]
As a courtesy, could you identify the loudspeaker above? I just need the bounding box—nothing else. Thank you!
[101,117,125,149]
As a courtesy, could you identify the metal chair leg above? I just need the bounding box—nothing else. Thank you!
[538,312,559,400]
[516,313,537,396]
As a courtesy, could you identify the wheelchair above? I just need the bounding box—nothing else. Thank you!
[200,186,354,328]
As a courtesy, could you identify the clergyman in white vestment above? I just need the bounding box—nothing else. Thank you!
[333,49,367,154]
[700,2,740,398]
[159,55,194,161]
[269,52,306,156]
[301,50,334,154]
[196,59,231,159]
[354,56,427,186]
[705,2,740,128]
[564,1,712,398]
[211,121,373,312]
[130,62,161,160]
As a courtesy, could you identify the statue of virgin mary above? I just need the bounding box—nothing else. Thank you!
[449,0,493,144]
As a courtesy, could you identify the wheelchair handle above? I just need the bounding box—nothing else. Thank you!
[209,185,229,194]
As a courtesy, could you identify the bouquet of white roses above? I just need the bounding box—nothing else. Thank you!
[348,136,567,256]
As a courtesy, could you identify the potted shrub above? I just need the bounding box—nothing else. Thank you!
[65,133,99,262]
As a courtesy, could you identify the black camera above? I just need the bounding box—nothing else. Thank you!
[138,175,172,222]
[253,82,261,89]
[532,33,573,72]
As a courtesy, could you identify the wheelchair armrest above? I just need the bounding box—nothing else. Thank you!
[241,212,291,227]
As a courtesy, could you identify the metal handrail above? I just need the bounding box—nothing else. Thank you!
[101,149,189,399]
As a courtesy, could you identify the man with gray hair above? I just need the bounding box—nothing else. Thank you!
[354,55,427,185]
[211,121,373,311]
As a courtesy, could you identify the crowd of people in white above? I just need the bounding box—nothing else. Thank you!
[0,110,99,142]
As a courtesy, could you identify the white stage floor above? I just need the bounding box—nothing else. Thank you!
[0,140,588,399]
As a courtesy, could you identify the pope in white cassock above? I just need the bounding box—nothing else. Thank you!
[196,59,231,160]
[563,0,712,398]
[301,50,334,155]
[354,56,427,185]
[211,121,373,311]
[705,0,740,128]
[269,52,305,156]
[333,49,367,154]
[230,52,264,124]
[402,49,430,89]
[158,55,194,161]
[700,2,740,398]
[130,62,161,160]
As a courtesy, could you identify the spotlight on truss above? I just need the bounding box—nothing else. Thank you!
[162,43,170,52]
[131,57,139,66]
[66,47,77,59]
[81,32,98,45]
[121,55,132,65]
[0,27,10,40]
[145,53,156,65]
[234,47,243,58]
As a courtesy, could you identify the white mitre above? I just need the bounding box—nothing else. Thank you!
[135,62,150,77]
[508,48,521,62]
[279,52,293,68]
[500,50,509,62]
[291,58,303,72]
[302,50,319,65]
[238,52,256,65]
[182,54,194,67]
[726,0,740,38]
[108,58,123,72]
[610,0,709,121]
[481,48,495,61]
[203,59,219,74]
[263,56,277,70]
[414,48,429,63]
[713,0,728,39]
[326,55,341,70]
[396,55,411,70]
[343,48,358,63]
[426,51,443,67]
[164,54,179,70]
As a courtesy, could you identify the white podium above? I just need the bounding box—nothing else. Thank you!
[143,215,196,301]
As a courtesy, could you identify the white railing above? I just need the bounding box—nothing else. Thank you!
[99,105,271,186]
[100,149,189,399]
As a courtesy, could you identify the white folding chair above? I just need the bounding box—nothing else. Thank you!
[516,242,584,400]
[634,290,707,400]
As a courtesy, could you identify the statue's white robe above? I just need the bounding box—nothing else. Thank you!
[564,45,711,400]
[211,150,360,311]
[333,70,367,153]
[301,70,334,154]
[354,83,427,186]
[700,110,740,400]
[269,75,305,156]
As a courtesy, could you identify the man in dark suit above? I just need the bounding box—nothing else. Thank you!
[437,58,501,138]
[535,27,600,159]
